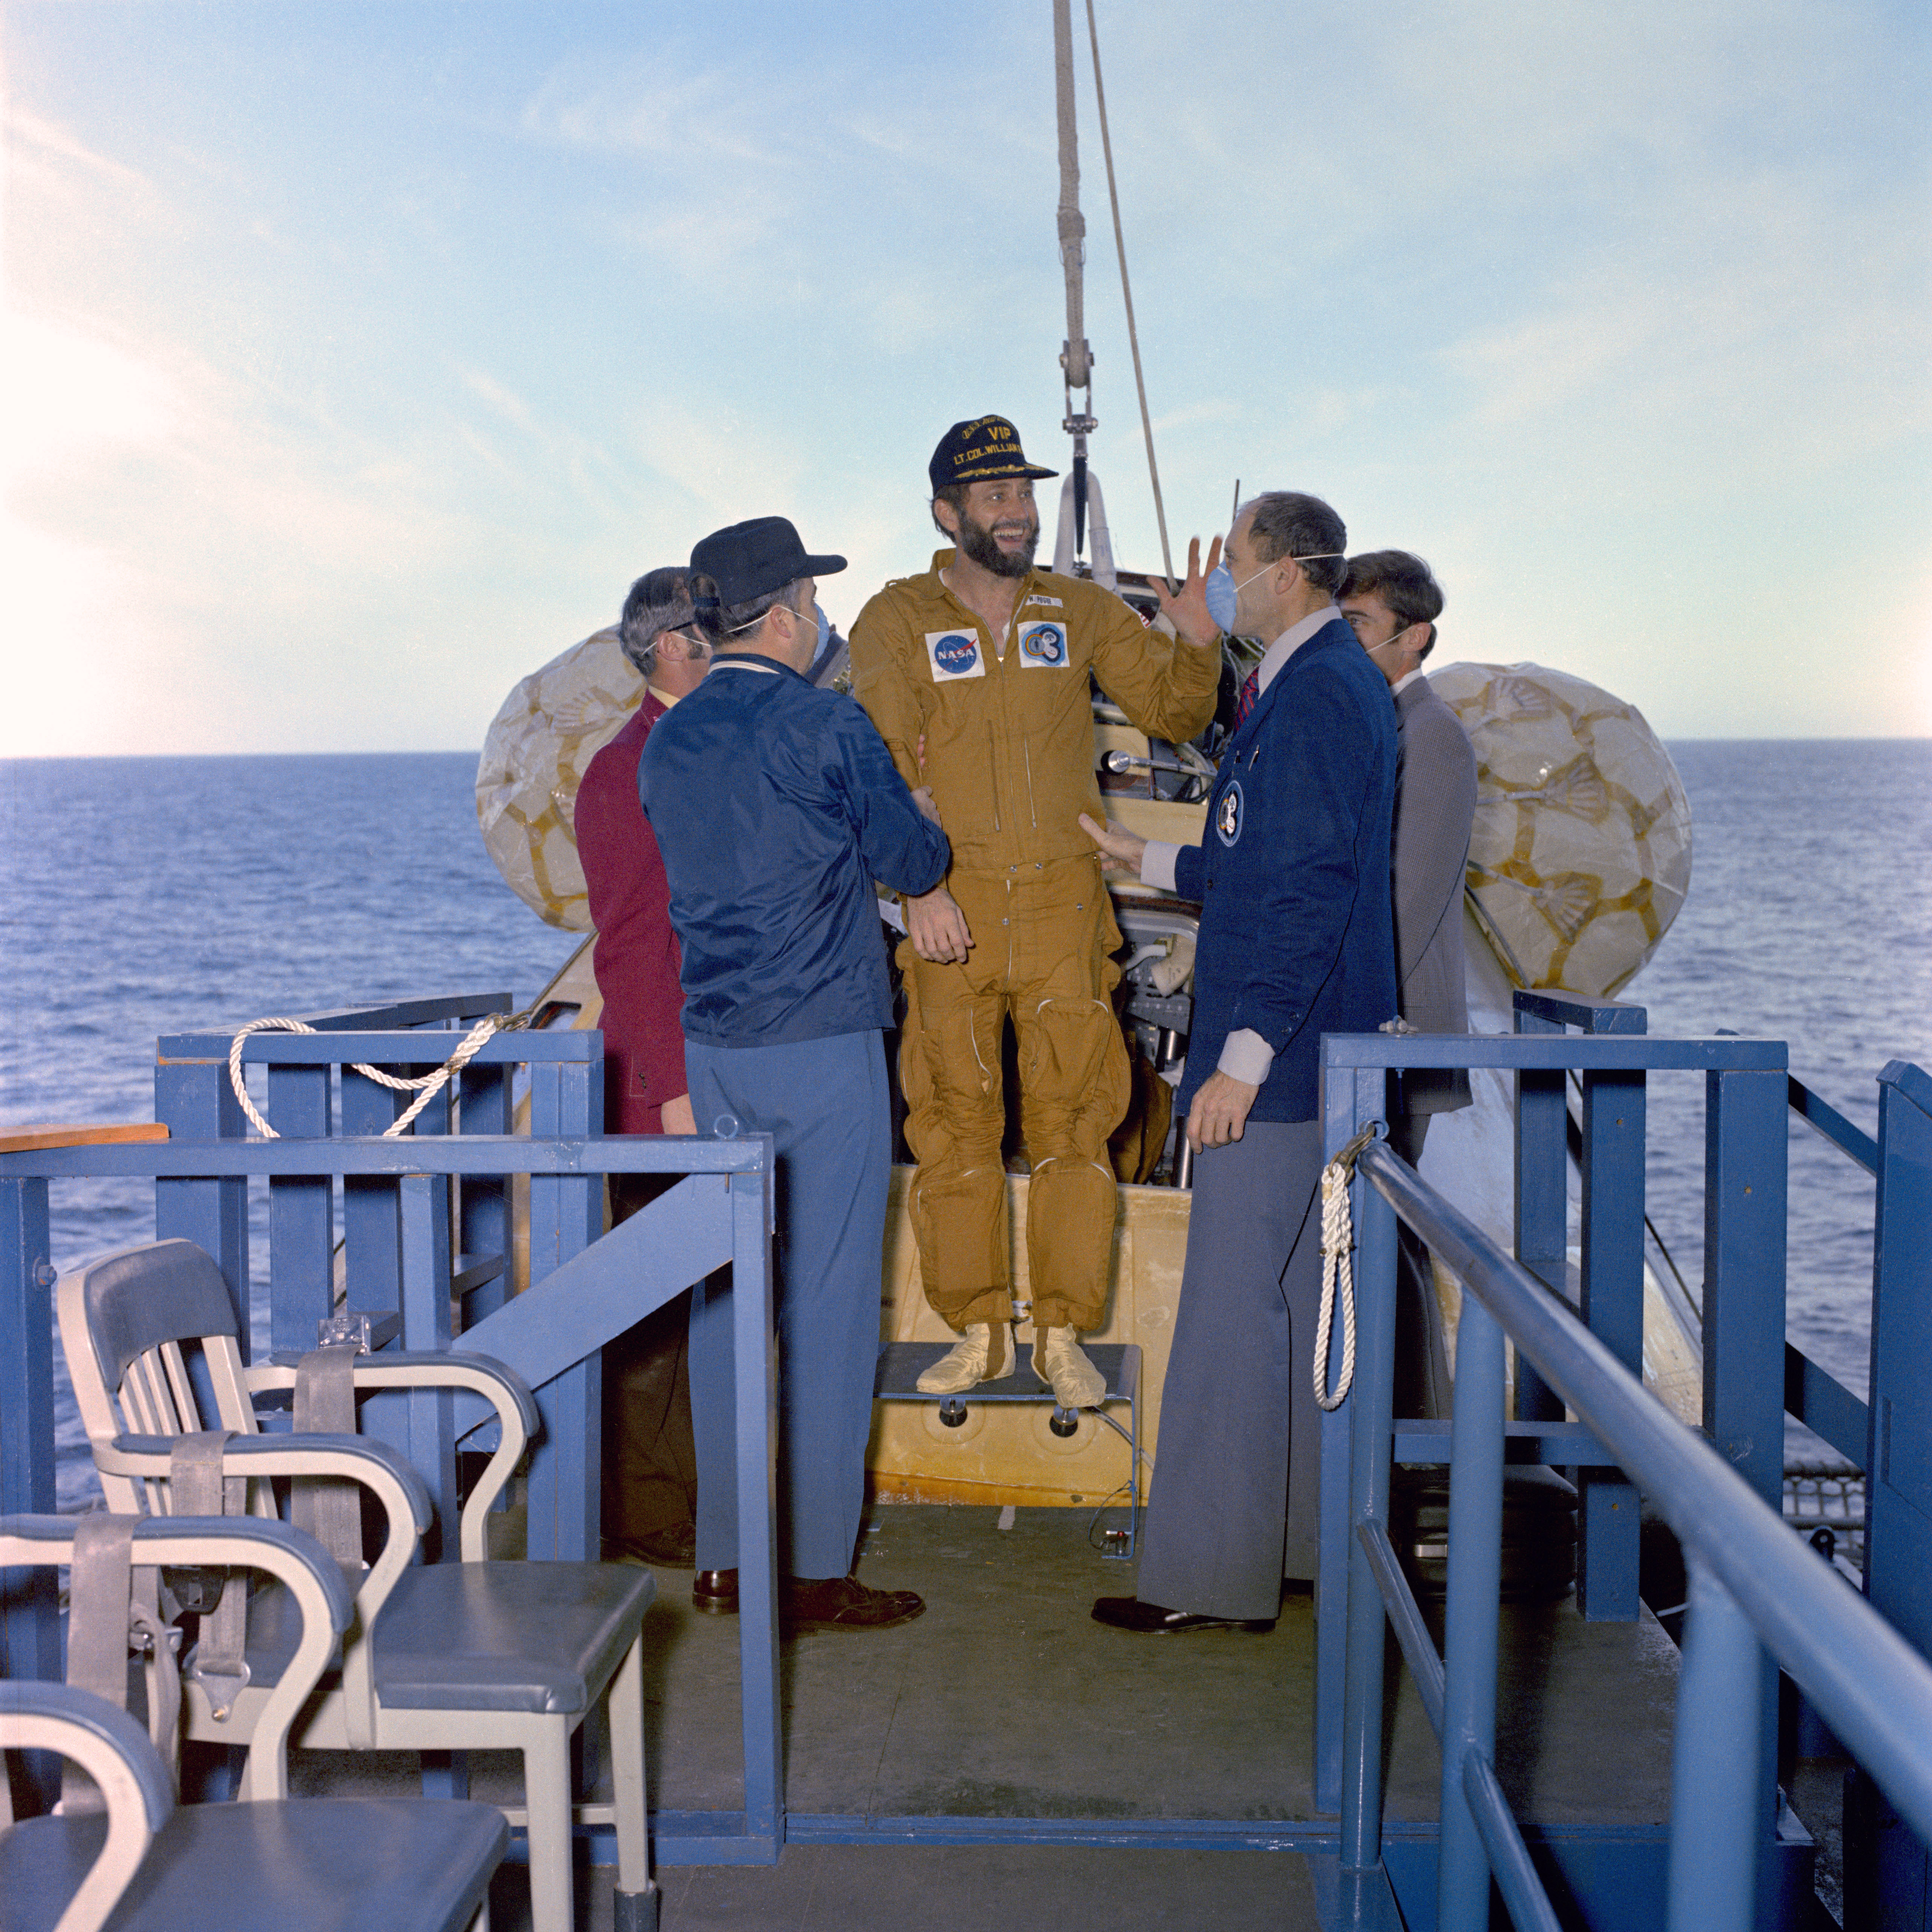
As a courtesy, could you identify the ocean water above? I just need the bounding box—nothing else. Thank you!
[1623,743,1932,1407]
[3,742,1929,1505]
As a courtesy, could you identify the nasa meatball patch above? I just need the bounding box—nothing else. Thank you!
[1017,620,1070,669]
[924,629,986,681]
[1215,779,1244,846]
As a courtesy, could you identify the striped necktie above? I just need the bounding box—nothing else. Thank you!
[1233,668,1261,731]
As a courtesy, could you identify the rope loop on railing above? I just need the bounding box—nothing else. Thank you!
[1314,1122,1383,1412]
[226,1007,533,1140]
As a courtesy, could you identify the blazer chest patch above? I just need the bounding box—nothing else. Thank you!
[924,629,986,681]
[1216,779,1244,846]
[1016,620,1070,669]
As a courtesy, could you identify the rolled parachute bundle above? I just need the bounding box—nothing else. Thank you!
[1428,661,1692,998]
[474,627,642,931]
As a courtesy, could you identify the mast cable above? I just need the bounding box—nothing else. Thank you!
[1084,0,1174,586]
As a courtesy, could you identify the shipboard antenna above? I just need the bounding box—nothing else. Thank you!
[1053,0,1174,589]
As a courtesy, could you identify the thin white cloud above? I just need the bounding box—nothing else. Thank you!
[8,109,152,190]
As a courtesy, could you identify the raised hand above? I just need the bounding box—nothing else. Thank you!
[1153,534,1225,650]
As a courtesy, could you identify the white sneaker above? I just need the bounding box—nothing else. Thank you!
[1034,1327,1106,1409]
[917,1322,1010,1393]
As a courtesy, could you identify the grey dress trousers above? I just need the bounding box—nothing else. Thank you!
[1133,1119,1326,1622]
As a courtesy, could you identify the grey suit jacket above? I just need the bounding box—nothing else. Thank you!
[1391,673,1478,1113]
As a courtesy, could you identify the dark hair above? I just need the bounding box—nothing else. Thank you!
[689,573,805,646]
[929,481,971,537]
[1341,549,1444,659]
[618,567,697,676]
[1242,492,1349,600]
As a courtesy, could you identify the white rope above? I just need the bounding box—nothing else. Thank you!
[226,1010,528,1140]
[1314,1125,1380,1411]
[1083,0,1173,586]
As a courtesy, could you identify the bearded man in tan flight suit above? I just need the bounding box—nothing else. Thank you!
[849,416,1222,1406]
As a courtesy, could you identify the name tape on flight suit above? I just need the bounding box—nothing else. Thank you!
[925,629,987,681]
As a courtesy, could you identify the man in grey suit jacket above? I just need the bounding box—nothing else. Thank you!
[1342,550,1477,1418]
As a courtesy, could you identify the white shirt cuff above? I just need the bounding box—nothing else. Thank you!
[1217,1028,1275,1087]
[1139,840,1181,892]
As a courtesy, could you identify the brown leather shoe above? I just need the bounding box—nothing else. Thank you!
[692,1568,739,1615]
[781,1573,925,1632]
[605,1523,698,1570]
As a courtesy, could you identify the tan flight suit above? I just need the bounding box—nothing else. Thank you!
[849,552,1219,1332]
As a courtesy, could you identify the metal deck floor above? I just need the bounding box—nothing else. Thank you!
[283,1502,1682,1929]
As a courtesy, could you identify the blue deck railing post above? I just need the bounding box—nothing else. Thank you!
[267,1060,334,1353]
[1339,1106,1400,1873]
[1437,1279,1507,1931]
[1666,1557,1764,1932]
[0,1173,62,1724]
[1508,993,1650,1619]
[1704,1060,1789,1900]
[1855,1060,1932,1917]
[1576,1052,1645,1619]
[456,1056,511,1327]
[1512,1004,1569,1426]
[341,1063,405,1332]
[154,1050,251,1353]
[524,1045,604,1562]
[731,1138,783,1863]
[1317,1059,1386,1821]
[1548,995,1651,1625]
[399,1170,459,1560]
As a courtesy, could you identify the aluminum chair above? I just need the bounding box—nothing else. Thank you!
[57,1238,659,1932]
[0,1513,508,1932]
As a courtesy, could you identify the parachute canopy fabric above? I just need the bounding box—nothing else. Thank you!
[1428,661,1692,998]
[475,626,643,931]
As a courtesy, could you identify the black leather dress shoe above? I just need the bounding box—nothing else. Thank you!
[692,1568,739,1615]
[782,1574,925,1632]
[1092,1595,1275,1634]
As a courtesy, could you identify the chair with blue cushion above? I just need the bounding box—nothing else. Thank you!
[0,1513,509,1932]
[56,1238,659,1932]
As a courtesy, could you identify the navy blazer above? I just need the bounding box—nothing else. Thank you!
[1175,618,1398,1124]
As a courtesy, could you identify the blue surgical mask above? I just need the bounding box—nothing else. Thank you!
[1207,550,1351,633]
[1204,561,1274,634]
[802,602,830,658]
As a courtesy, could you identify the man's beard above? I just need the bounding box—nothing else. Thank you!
[955,506,1039,579]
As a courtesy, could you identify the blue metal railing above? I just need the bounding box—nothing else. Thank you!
[1317,1012,1932,1932]
[8,992,1930,1915]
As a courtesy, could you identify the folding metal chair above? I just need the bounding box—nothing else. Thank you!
[57,1239,659,1932]
[1,1513,508,1932]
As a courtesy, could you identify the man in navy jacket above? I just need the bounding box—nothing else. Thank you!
[1082,491,1398,1631]
[641,516,952,1631]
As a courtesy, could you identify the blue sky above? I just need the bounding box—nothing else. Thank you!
[5,0,1929,755]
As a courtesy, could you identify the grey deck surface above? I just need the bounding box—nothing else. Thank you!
[282,1501,1679,1929]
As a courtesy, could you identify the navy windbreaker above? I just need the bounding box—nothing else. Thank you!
[639,657,951,1047]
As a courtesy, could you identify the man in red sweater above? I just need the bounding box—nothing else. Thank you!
[572,565,712,1566]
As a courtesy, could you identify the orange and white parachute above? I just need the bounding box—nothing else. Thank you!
[1429,661,1692,998]
[474,627,641,931]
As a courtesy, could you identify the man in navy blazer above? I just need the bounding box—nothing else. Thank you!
[1081,491,1398,1632]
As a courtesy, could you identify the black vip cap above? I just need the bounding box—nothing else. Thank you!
[927,415,1059,495]
[688,517,846,606]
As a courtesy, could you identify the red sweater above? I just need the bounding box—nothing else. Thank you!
[574,694,687,1135]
